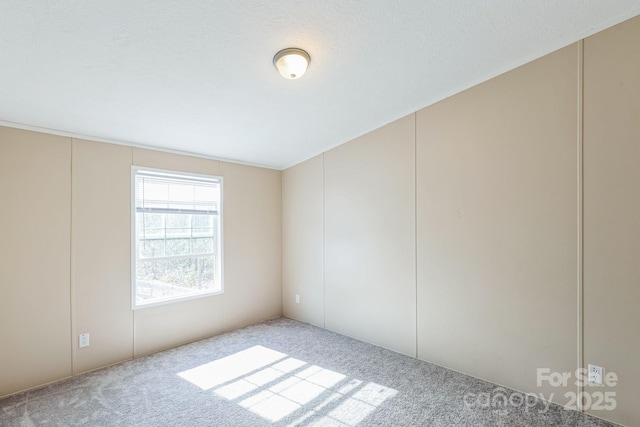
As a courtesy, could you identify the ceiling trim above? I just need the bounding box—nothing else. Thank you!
[0,119,281,170]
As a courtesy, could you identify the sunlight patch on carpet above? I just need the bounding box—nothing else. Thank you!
[177,345,287,390]
[177,345,397,425]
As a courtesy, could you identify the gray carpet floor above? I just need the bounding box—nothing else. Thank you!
[0,317,617,426]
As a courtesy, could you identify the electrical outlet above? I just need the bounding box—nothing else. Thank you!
[588,364,603,385]
[295,294,300,304]
[79,333,90,348]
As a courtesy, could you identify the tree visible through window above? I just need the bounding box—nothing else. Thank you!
[132,167,222,308]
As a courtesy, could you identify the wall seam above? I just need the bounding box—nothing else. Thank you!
[131,147,136,359]
[281,167,285,318]
[220,161,226,331]
[322,153,326,329]
[414,112,418,359]
[70,138,76,375]
[577,39,585,411]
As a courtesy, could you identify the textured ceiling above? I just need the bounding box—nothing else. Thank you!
[1,1,639,169]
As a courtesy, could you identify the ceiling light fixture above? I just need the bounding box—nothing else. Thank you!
[273,48,310,79]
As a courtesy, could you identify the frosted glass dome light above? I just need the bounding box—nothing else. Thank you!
[273,48,310,79]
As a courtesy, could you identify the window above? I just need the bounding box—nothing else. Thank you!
[132,167,222,308]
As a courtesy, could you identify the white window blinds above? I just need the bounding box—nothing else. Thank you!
[135,171,220,215]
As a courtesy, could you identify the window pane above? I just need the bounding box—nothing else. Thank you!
[142,213,164,238]
[165,238,191,256]
[192,215,213,236]
[193,227,213,237]
[135,256,218,305]
[192,237,214,255]
[165,214,190,237]
[139,239,164,258]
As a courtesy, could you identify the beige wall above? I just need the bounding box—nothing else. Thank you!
[282,16,640,425]
[0,129,282,396]
[0,128,72,396]
[416,44,579,403]
[326,114,417,356]
[583,16,640,426]
[282,118,419,357]
[73,139,133,373]
[282,155,325,327]
[221,161,282,332]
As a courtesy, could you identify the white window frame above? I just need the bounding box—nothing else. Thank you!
[131,166,224,310]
